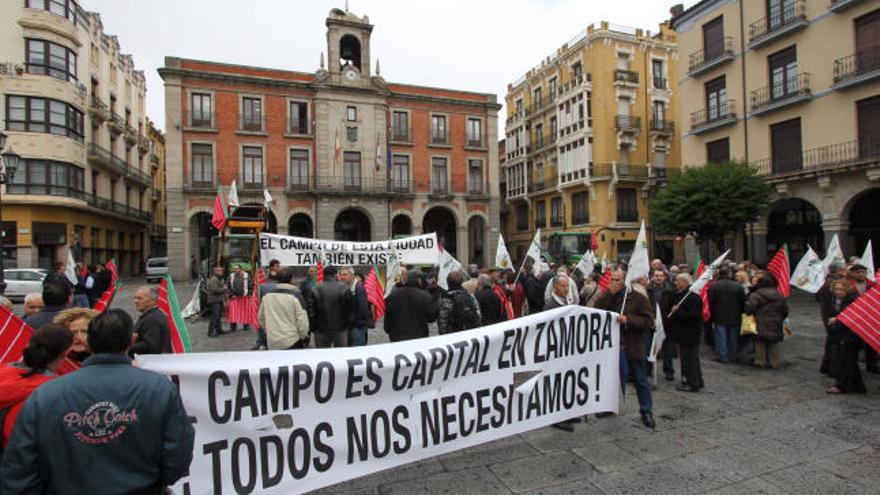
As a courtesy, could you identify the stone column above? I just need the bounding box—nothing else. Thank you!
[162,67,189,280]
[456,225,469,266]
[750,224,768,265]
[822,218,849,257]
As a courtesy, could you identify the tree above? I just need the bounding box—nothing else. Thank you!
[649,162,771,249]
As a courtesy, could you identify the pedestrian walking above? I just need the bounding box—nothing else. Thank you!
[131,286,171,355]
[258,269,310,350]
[384,270,438,342]
[668,273,703,392]
[309,266,352,347]
[744,271,788,370]
[708,267,746,363]
[206,266,227,338]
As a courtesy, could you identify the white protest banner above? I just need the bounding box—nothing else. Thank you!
[260,232,440,267]
[139,305,620,495]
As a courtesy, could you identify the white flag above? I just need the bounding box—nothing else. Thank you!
[575,250,597,277]
[625,221,650,288]
[690,249,730,294]
[65,249,78,285]
[181,280,202,319]
[525,228,542,264]
[600,252,608,272]
[790,246,825,293]
[438,248,466,291]
[263,188,274,208]
[385,247,402,298]
[820,234,845,272]
[862,240,875,283]
[227,180,240,207]
[495,235,513,270]
[648,303,665,363]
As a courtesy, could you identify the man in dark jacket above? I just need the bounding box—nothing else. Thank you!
[41,261,70,289]
[131,286,171,355]
[647,269,675,379]
[340,267,371,346]
[475,274,507,326]
[308,266,352,348]
[88,262,111,307]
[669,273,704,391]
[206,266,227,338]
[385,270,438,342]
[438,271,481,334]
[23,279,71,329]
[708,267,746,363]
[0,309,194,494]
[595,269,656,429]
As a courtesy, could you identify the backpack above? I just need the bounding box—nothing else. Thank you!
[450,290,481,331]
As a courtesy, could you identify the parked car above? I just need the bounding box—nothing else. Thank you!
[145,257,169,283]
[4,269,49,302]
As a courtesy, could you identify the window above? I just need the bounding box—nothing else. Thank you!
[343,152,361,189]
[105,229,113,250]
[516,204,529,232]
[550,117,557,141]
[616,188,638,223]
[241,97,262,131]
[26,39,77,82]
[857,95,880,159]
[768,0,797,31]
[706,138,730,164]
[7,159,84,199]
[515,99,523,115]
[190,144,213,186]
[289,102,308,134]
[703,16,725,60]
[549,77,557,99]
[551,197,563,227]
[5,95,83,142]
[535,123,544,148]
[347,106,357,122]
[533,87,542,108]
[768,46,797,100]
[468,159,483,194]
[190,93,211,127]
[27,0,77,23]
[535,201,546,229]
[652,59,665,89]
[346,126,358,142]
[572,192,589,225]
[242,146,263,186]
[431,115,447,144]
[771,118,802,173]
[652,101,666,129]
[705,76,728,121]
[431,157,448,193]
[289,149,309,188]
[467,118,482,147]
[392,111,409,141]
[392,155,410,191]
[572,62,583,80]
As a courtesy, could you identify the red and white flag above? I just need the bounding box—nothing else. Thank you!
[695,259,711,323]
[837,284,880,353]
[92,260,120,314]
[767,244,791,297]
[211,186,229,231]
[597,267,612,292]
[0,304,33,365]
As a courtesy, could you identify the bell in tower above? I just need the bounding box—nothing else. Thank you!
[339,34,361,71]
[325,8,373,81]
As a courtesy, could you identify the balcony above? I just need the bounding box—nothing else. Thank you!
[286,179,311,193]
[753,138,880,178]
[88,95,109,122]
[748,0,808,50]
[688,37,735,77]
[152,189,161,201]
[690,100,738,135]
[830,0,870,12]
[649,119,675,136]
[87,143,114,170]
[833,49,880,90]
[529,175,558,196]
[591,163,649,181]
[615,115,642,137]
[285,116,311,136]
[467,180,485,196]
[239,115,264,133]
[506,109,525,127]
[86,195,152,224]
[527,92,557,116]
[186,111,215,130]
[653,77,668,90]
[150,153,160,169]
[559,73,592,96]
[465,137,487,149]
[613,69,639,86]
[430,183,450,197]
[108,113,125,135]
[124,165,152,187]
[307,175,414,196]
[390,131,411,144]
[429,132,450,146]
[530,133,556,154]
[648,166,681,186]
[123,124,138,145]
[6,183,86,201]
[137,134,150,154]
[750,73,812,116]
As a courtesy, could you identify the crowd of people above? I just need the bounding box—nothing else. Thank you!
[0,250,877,492]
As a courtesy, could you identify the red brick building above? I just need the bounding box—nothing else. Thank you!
[160,8,501,279]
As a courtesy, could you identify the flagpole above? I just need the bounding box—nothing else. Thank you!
[667,290,697,318]
[512,255,529,286]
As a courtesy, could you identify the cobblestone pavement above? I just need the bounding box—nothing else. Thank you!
[96,280,880,493]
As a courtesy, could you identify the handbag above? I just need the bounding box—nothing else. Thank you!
[740,314,757,335]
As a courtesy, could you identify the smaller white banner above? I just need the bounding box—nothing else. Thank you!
[260,232,440,267]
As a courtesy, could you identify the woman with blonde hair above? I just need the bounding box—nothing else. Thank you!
[52,307,99,375]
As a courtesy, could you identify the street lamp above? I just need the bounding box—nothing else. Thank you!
[0,131,22,295]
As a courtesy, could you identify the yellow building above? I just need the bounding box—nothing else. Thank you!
[503,21,681,264]
[146,118,166,257]
[0,1,152,275]
[671,0,879,264]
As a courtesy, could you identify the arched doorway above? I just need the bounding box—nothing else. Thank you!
[848,187,880,262]
[423,207,457,258]
[335,209,371,242]
[189,212,217,278]
[468,216,486,267]
[288,213,313,238]
[391,215,412,238]
[766,198,823,262]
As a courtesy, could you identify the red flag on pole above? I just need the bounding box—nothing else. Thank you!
[767,244,791,298]
[590,226,599,252]
[92,260,120,314]
[598,267,612,291]
[211,186,229,231]
[365,265,386,320]
[837,284,880,353]
[0,304,33,365]
[158,276,193,354]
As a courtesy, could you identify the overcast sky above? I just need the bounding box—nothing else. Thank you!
[81,0,699,136]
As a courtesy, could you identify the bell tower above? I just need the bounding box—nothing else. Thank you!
[325,8,373,86]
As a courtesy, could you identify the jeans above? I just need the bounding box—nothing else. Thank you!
[349,325,368,346]
[74,293,90,308]
[628,358,653,414]
[255,328,267,347]
[713,324,740,362]
[209,302,223,335]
